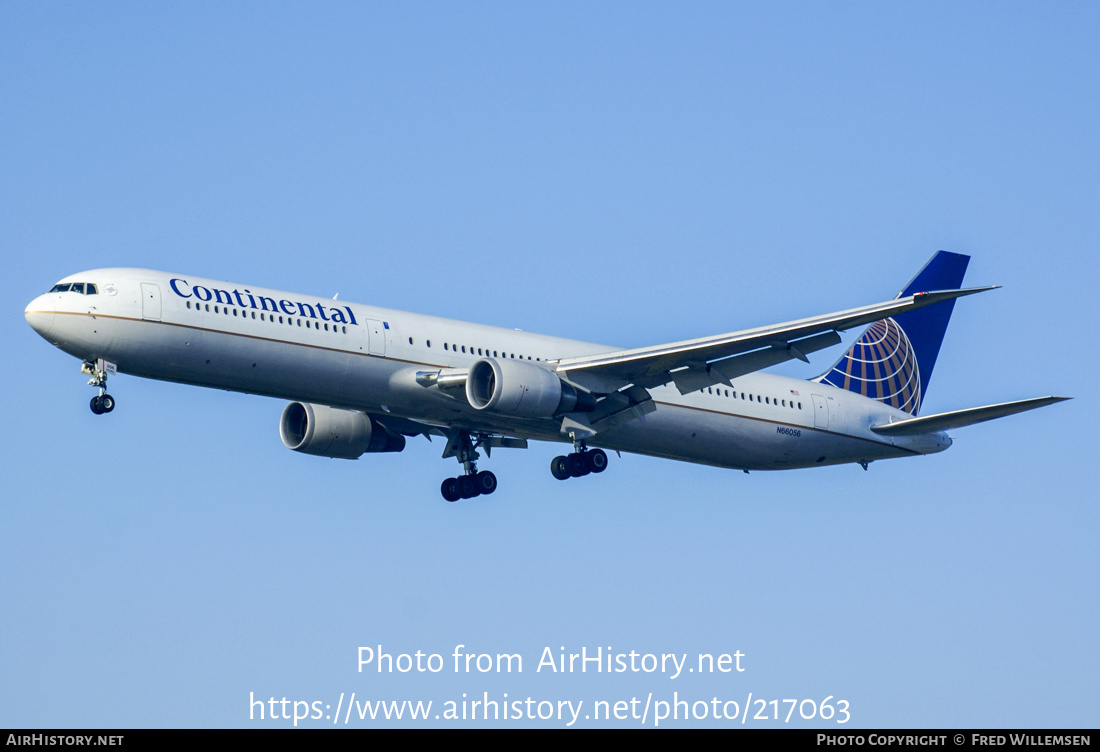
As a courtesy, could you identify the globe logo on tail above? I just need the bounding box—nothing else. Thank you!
[820,318,922,415]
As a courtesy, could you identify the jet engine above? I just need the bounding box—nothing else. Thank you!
[279,402,405,459]
[465,358,596,418]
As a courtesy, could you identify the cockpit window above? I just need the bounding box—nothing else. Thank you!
[48,282,98,294]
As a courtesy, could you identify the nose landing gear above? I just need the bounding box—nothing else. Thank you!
[90,393,115,414]
[82,359,117,415]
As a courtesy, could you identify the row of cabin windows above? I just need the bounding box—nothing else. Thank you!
[406,336,540,362]
[183,300,540,358]
[701,385,802,410]
[185,300,348,333]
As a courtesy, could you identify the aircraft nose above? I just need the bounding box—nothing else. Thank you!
[25,294,55,338]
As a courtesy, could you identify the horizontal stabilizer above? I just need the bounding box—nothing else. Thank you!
[869,396,1070,436]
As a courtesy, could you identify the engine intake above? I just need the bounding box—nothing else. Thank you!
[279,402,405,459]
[466,358,596,418]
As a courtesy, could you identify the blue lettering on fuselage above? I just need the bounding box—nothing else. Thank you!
[169,278,191,298]
[169,277,359,326]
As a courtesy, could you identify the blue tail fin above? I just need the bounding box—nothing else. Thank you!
[817,251,970,415]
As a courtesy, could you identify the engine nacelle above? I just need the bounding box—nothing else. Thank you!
[466,358,596,418]
[279,402,405,459]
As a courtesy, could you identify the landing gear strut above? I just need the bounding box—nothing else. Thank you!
[82,359,116,415]
[551,435,608,481]
[440,431,498,502]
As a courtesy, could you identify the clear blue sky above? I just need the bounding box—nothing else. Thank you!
[3,2,1096,728]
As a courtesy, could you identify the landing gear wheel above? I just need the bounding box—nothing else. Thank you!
[457,474,478,499]
[567,452,590,478]
[551,456,570,480]
[441,478,460,502]
[586,448,608,473]
[475,470,497,495]
[89,394,115,414]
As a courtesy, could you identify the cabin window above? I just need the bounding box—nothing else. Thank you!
[427,340,431,348]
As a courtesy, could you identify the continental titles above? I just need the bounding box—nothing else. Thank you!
[169,278,357,325]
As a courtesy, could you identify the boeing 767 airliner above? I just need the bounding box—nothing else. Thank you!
[25,251,1066,501]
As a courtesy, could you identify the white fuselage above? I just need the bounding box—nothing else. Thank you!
[25,268,951,471]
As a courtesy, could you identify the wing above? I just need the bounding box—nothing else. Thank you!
[551,287,997,396]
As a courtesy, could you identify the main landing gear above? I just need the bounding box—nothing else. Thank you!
[440,471,497,502]
[440,431,498,502]
[550,438,609,481]
[82,359,116,415]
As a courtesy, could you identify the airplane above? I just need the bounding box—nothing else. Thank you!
[24,251,1067,501]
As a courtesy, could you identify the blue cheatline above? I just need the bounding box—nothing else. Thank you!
[816,251,970,416]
